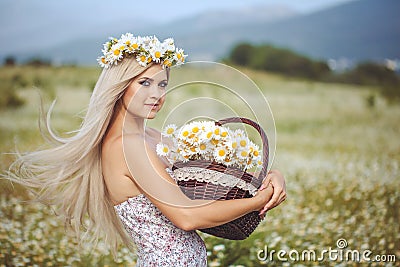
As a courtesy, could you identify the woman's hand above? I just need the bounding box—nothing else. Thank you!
[258,169,286,215]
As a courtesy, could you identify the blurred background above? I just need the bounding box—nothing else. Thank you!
[1,0,399,266]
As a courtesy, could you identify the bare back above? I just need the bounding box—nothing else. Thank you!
[101,127,169,205]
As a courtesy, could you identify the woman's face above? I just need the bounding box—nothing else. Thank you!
[123,64,168,119]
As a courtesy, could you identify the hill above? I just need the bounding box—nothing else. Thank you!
[2,0,399,64]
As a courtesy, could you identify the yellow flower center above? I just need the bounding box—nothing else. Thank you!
[192,126,199,133]
[200,144,207,150]
[221,132,228,137]
[182,131,189,137]
[214,128,220,135]
[125,41,131,46]
[206,132,213,139]
[114,49,120,56]
[162,147,169,153]
[155,51,161,58]
[148,57,153,63]
[211,139,219,145]
[140,55,146,62]
[101,57,106,64]
[190,147,196,152]
[218,150,226,156]
[166,128,174,135]
[163,59,171,67]
[232,142,237,149]
[224,158,231,162]
[254,150,259,156]
[177,53,182,59]
[132,43,138,49]
[240,140,247,147]
[241,151,248,157]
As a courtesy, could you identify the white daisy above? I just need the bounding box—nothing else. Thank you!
[156,143,170,157]
[198,121,214,140]
[166,151,181,164]
[214,146,229,162]
[233,128,246,138]
[254,156,263,169]
[178,125,191,140]
[136,53,151,67]
[163,37,175,52]
[237,149,250,160]
[150,43,166,63]
[212,125,223,140]
[162,59,173,68]
[237,136,249,149]
[220,128,229,139]
[230,139,239,150]
[97,56,108,68]
[251,145,261,159]
[109,43,125,62]
[174,48,186,65]
[223,156,235,166]
[120,33,133,46]
[198,142,213,155]
[162,124,177,137]
[244,159,255,169]
[189,121,201,134]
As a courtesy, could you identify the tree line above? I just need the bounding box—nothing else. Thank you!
[226,43,400,102]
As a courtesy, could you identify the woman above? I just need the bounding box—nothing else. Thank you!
[7,33,286,266]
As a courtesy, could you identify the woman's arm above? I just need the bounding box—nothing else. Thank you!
[122,134,276,231]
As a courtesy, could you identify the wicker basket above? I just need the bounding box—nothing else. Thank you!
[171,117,269,240]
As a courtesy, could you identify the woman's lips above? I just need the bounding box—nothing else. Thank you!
[145,103,159,110]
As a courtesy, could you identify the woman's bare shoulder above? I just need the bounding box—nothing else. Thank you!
[101,134,142,199]
[146,127,162,140]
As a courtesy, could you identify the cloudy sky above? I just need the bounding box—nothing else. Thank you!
[1,0,356,24]
[0,0,357,57]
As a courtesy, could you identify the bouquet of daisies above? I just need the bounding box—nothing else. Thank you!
[156,118,269,240]
[156,120,263,171]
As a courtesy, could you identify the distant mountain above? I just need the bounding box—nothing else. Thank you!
[178,0,400,62]
[230,0,400,61]
[3,4,296,64]
[2,0,399,65]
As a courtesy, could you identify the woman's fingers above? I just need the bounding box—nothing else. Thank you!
[257,169,287,216]
[258,177,271,191]
[259,185,286,215]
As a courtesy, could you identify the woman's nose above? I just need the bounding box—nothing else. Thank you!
[149,84,164,99]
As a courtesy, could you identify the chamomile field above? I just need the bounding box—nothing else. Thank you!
[0,65,399,266]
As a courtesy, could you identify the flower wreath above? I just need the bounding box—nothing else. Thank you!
[97,33,187,68]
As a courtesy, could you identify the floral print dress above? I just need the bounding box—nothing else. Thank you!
[114,194,207,266]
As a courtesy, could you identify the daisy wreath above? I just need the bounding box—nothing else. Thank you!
[97,33,187,68]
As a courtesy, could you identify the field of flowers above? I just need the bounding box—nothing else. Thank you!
[0,65,399,266]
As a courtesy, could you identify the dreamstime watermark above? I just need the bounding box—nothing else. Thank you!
[257,238,397,263]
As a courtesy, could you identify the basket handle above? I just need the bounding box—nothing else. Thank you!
[215,117,269,188]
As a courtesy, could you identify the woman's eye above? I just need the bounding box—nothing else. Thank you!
[159,82,168,88]
[139,80,151,86]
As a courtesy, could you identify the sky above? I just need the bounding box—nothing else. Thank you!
[0,0,357,24]
[155,0,357,19]
[0,0,357,57]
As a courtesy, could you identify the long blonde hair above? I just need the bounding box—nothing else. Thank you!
[6,58,153,255]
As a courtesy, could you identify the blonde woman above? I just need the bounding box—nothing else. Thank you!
[7,33,286,266]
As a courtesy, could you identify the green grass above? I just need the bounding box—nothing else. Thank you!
[0,65,399,266]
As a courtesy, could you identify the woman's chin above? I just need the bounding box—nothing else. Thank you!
[146,111,158,119]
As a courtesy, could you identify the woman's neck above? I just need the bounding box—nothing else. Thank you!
[108,104,146,139]
[120,108,145,135]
